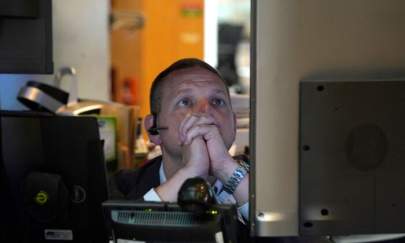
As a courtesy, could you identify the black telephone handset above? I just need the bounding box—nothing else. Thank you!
[177,177,217,215]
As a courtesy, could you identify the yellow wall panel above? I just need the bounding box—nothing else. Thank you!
[138,0,204,118]
[111,0,204,119]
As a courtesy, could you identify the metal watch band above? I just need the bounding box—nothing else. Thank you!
[223,161,250,195]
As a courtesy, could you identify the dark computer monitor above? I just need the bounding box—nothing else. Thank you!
[0,0,53,74]
[102,200,238,243]
[0,111,108,242]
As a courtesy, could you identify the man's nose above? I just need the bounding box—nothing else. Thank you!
[194,99,210,113]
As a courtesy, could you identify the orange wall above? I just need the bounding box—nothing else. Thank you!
[138,0,204,118]
[111,0,204,119]
[110,0,142,105]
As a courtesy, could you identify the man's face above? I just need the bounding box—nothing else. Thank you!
[156,66,236,160]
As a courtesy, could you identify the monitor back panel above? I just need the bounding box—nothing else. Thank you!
[252,0,405,236]
[299,81,405,235]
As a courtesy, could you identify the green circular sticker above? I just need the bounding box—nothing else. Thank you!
[35,191,48,205]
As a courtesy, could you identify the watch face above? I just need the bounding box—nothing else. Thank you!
[224,164,249,194]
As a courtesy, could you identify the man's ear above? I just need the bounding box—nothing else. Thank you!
[144,114,162,145]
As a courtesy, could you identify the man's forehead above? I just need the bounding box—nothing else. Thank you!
[167,67,220,81]
[174,87,227,97]
[175,79,226,90]
[162,67,228,93]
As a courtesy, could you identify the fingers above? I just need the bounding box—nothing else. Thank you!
[181,135,210,178]
[179,114,199,143]
[179,114,231,180]
[183,124,221,146]
[179,113,216,144]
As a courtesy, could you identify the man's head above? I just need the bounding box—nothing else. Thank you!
[149,58,229,116]
[145,58,236,162]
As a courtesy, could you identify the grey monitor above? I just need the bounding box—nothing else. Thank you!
[251,0,405,238]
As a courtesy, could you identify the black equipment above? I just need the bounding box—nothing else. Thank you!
[0,111,108,242]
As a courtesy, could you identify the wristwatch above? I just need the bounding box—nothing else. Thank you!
[223,160,249,195]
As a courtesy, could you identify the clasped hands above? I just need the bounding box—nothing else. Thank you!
[178,113,235,182]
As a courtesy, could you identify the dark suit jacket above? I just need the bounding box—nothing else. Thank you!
[114,156,162,200]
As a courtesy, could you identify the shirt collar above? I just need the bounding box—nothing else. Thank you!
[159,159,167,184]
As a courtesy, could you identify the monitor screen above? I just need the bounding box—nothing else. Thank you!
[0,111,108,242]
[103,200,238,243]
[251,0,405,238]
[0,0,53,74]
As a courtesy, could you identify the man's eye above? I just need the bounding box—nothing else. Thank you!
[177,98,192,107]
[211,98,226,107]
